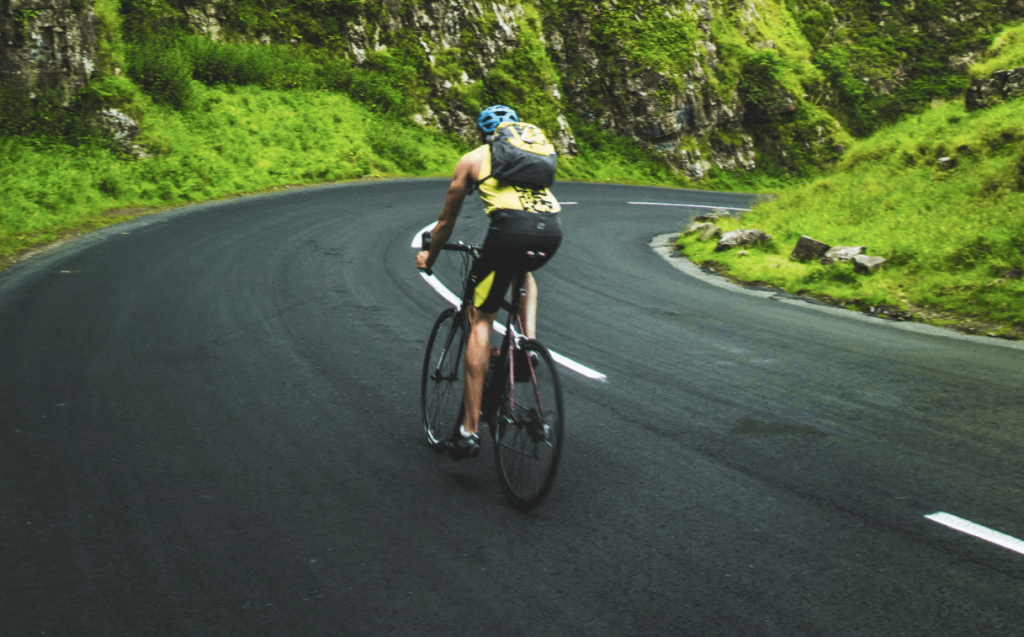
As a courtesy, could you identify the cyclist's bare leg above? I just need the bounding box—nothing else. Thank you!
[463,305,497,436]
[519,272,538,339]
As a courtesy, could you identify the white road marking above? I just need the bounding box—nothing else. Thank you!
[412,224,607,382]
[629,201,751,212]
[561,202,578,205]
[925,512,1024,556]
[419,272,462,308]
[549,351,607,381]
[490,320,606,381]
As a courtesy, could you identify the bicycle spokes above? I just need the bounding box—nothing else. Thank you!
[493,341,564,511]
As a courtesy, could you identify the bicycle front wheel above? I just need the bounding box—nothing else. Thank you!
[421,308,466,449]
[493,339,564,511]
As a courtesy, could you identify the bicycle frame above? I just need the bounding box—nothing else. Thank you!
[433,238,539,430]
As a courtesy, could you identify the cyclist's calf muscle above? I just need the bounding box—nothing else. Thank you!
[462,305,496,436]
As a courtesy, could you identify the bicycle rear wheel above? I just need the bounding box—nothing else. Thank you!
[493,339,564,511]
[421,308,465,449]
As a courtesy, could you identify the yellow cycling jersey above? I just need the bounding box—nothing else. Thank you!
[470,145,561,216]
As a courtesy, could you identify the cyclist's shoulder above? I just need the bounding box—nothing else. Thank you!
[455,145,488,184]
[461,144,488,164]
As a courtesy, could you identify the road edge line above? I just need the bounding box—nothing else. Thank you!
[650,234,1024,351]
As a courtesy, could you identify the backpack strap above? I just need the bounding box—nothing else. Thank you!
[470,173,491,195]
[468,173,489,195]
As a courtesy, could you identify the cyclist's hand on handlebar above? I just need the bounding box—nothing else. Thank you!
[415,250,432,273]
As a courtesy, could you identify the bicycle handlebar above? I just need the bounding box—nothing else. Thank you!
[420,231,480,276]
[418,230,518,315]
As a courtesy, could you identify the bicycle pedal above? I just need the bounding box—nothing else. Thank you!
[446,435,481,460]
[530,423,551,444]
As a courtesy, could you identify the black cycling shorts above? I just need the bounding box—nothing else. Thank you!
[469,208,563,314]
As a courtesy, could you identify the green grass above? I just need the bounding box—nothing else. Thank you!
[970,21,1024,79]
[0,83,463,261]
[677,97,1024,334]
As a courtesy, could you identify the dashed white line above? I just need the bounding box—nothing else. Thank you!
[629,201,751,212]
[411,223,607,382]
[925,512,1024,556]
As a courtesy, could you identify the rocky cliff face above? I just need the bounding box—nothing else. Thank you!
[341,1,579,156]
[337,0,765,175]
[787,0,1024,135]
[541,0,758,177]
[0,0,96,100]
[339,2,573,149]
[5,0,1024,179]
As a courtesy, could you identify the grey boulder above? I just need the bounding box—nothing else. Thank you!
[790,235,831,262]
[821,245,866,265]
[716,229,772,252]
[852,255,886,274]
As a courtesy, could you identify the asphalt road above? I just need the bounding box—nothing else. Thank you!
[2,179,1022,635]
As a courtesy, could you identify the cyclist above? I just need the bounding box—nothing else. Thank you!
[415,105,562,459]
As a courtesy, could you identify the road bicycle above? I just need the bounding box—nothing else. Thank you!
[420,232,564,511]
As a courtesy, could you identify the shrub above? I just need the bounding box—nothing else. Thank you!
[314,52,415,117]
[126,39,194,109]
[738,51,791,126]
[184,36,275,87]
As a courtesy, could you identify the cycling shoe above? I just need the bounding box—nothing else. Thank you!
[446,431,481,460]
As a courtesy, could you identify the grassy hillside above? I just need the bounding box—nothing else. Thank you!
[0,83,451,263]
[677,25,1024,338]
[970,22,1024,79]
[785,0,1023,135]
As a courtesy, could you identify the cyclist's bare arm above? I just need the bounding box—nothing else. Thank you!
[416,149,484,271]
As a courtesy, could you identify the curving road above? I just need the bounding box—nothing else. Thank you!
[1,180,1022,635]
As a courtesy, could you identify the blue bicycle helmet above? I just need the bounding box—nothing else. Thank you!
[477,104,519,134]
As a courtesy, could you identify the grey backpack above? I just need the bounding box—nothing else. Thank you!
[479,122,558,189]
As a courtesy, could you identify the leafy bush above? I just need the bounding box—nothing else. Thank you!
[738,51,792,126]
[126,39,194,109]
[184,37,275,87]
[182,37,321,90]
[315,51,419,117]
[123,33,419,117]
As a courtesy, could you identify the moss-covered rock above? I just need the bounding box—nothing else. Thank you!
[0,0,97,100]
